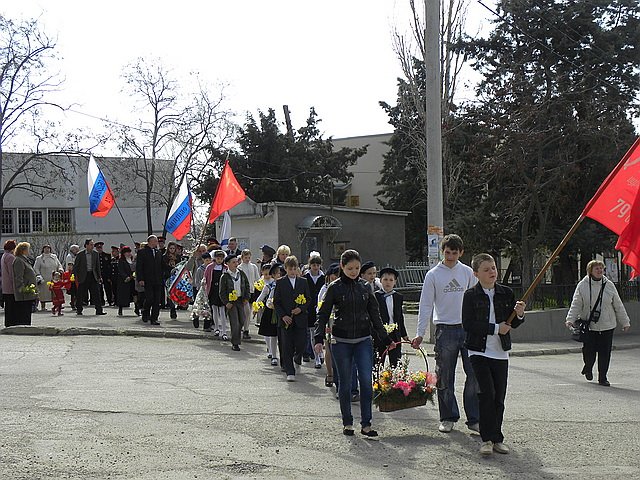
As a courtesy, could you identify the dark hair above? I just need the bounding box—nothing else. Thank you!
[261,263,272,272]
[340,249,361,266]
[84,238,93,247]
[441,234,464,252]
[41,244,52,253]
[309,255,322,265]
[3,240,16,251]
[471,253,495,272]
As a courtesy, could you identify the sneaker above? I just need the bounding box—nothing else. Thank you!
[221,334,229,341]
[468,423,480,435]
[286,375,296,382]
[493,442,510,454]
[243,331,251,340]
[302,356,311,363]
[438,421,454,433]
[213,329,220,337]
[271,358,278,366]
[480,441,493,456]
[231,345,241,351]
[267,353,273,359]
[351,393,360,403]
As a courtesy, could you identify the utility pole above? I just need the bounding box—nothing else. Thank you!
[425,0,444,268]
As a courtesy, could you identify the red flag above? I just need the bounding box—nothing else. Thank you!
[207,161,246,223]
[582,138,640,278]
[616,189,640,278]
[582,138,640,234]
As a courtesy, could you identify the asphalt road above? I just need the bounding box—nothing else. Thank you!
[1,335,638,480]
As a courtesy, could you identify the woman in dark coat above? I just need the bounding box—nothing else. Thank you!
[116,246,135,316]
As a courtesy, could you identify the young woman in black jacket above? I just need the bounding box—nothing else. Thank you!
[462,253,525,456]
[314,249,394,437]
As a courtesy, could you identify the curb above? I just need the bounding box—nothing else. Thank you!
[0,325,266,345]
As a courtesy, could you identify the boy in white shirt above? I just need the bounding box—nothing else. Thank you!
[238,249,260,340]
[412,234,479,434]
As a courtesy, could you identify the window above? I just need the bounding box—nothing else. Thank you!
[32,210,43,233]
[18,210,31,234]
[347,195,360,207]
[48,209,72,232]
[1,210,13,234]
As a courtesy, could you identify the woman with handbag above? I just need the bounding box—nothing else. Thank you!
[565,260,631,386]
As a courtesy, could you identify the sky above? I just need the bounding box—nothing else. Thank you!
[1,0,494,145]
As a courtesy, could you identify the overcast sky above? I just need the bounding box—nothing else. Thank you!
[2,1,493,144]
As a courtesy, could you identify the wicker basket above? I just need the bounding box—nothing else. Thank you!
[376,395,428,412]
[374,341,433,412]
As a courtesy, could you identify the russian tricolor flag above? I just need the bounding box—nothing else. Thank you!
[87,155,115,217]
[166,177,192,241]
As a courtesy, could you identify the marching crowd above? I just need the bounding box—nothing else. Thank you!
[0,233,632,452]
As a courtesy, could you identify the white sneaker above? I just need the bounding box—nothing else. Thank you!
[480,441,493,456]
[493,442,510,454]
[286,375,296,382]
[438,421,454,433]
[271,358,278,366]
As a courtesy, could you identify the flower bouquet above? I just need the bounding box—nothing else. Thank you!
[252,300,264,313]
[373,344,437,412]
[20,283,38,295]
[254,279,265,292]
[228,290,239,302]
[294,294,306,305]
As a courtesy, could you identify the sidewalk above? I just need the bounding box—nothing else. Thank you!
[1,306,638,357]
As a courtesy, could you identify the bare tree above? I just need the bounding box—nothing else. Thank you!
[0,15,65,219]
[118,59,232,237]
[391,0,468,206]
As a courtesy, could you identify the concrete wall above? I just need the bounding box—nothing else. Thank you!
[333,133,392,210]
[512,301,640,342]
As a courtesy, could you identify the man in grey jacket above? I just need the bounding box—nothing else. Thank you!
[74,238,106,316]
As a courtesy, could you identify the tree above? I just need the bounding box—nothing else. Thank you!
[194,108,365,206]
[379,0,469,259]
[461,0,640,284]
[117,59,232,236]
[0,16,70,221]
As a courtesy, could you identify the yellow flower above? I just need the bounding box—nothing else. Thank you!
[295,294,306,305]
[47,281,54,287]
[252,301,264,313]
[317,300,323,310]
[70,274,75,282]
[254,279,265,291]
[373,382,380,391]
[229,290,238,302]
[384,323,398,333]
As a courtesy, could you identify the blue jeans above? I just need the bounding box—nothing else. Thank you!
[332,337,374,427]
[434,325,479,425]
[331,345,359,394]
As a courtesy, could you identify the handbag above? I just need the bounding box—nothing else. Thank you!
[571,318,590,342]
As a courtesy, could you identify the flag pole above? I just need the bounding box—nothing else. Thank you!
[507,137,640,324]
[112,198,136,246]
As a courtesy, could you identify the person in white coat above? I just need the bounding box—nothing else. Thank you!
[34,245,63,311]
[565,260,631,386]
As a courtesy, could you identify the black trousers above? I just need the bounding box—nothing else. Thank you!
[13,299,33,326]
[470,355,508,444]
[77,276,103,314]
[582,328,614,381]
[280,319,307,376]
[3,294,16,327]
[142,284,162,322]
[100,278,113,305]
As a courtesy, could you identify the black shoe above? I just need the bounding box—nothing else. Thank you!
[193,317,200,329]
[134,308,140,316]
[150,320,160,326]
[303,356,311,363]
[360,428,378,437]
[142,317,149,323]
[76,311,83,316]
[343,427,355,436]
[170,309,177,319]
[232,345,241,351]
[96,311,107,316]
[243,331,251,340]
[581,367,593,381]
[598,379,610,387]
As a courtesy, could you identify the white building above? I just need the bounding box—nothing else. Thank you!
[1,153,169,254]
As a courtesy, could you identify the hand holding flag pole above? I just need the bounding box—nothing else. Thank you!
[506,137,640,324]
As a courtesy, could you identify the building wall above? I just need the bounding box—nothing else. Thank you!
[1,153,168,250]
[333,133,392,210]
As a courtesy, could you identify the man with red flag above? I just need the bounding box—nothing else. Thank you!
[208,161,246,224]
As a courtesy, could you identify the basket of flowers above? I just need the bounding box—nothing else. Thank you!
[373,341,437,412]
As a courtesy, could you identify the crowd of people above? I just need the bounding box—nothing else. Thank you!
[0,233,632,451]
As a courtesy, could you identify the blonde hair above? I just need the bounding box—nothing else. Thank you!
[586,260,605,275]
[15,242,31,256]
[276,245,291,256]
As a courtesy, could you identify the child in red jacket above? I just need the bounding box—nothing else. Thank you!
[49,271,66,316]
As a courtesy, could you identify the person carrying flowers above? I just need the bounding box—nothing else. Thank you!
[219,253,250,351]
[314,249,395,437]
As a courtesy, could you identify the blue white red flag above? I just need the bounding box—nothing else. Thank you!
[219,211,231,247]
[168,261,194,306]
[166,177,192,241]
[87,155,115,217]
